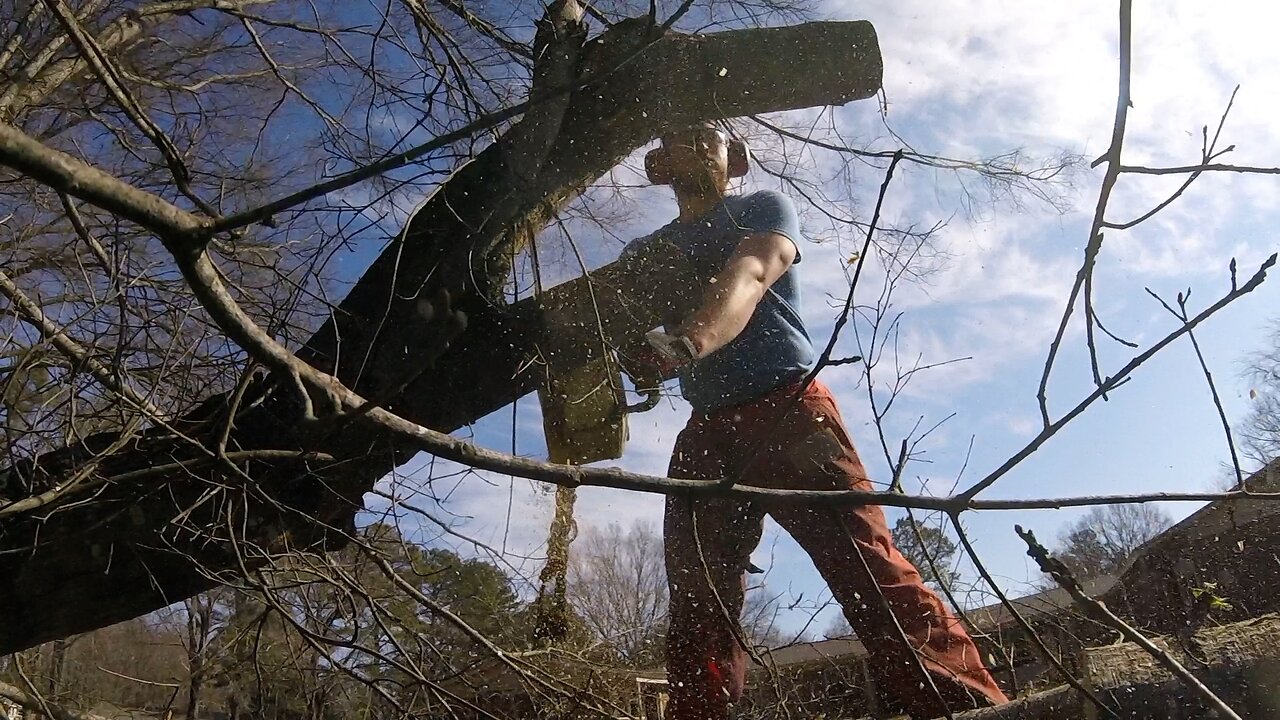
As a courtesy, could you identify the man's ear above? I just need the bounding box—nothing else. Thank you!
[728,140,750,178]
[645,148,671,185]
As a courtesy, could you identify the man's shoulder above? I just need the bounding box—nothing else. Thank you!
[723,189,800,241]
[731,189,794,210]
[621,225,673,257]
[723,189,798,224]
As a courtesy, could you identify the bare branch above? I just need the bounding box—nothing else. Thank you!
[1119,162,1280,175]
[1037,0,1134,423]
[953,515,1119,719]
[959,253,1277,502]
[0,122,208,239]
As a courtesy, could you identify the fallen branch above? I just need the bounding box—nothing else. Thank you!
[0,679,112,720]
[949,614,1280,719]
[1016,525,1243,720]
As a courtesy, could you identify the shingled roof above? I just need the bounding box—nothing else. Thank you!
[750,636,868,668]
[1112,457,1280,577]
[962,574,1118,632]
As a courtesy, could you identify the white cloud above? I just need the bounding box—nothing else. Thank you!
[761,0,1280,416]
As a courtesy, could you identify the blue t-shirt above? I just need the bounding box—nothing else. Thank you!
[625,190,816,411]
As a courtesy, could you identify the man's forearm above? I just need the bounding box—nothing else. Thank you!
[679,265,768,357]
[662,230,795,361]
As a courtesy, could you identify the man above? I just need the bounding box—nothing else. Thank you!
[623,122,1008,719]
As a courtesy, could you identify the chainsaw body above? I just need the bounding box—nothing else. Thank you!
[536,238,703,464]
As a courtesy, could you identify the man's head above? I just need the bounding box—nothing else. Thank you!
[645,121,749,194]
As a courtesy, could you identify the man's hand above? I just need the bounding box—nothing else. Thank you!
[619,346,675,391]
[618,330,695,390]
[645,329,699,364]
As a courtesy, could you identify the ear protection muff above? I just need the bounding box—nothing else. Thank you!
[644,148,671,185]
[644,139,751,184]
[727,139,750,179]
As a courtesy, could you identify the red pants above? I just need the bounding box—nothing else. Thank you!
[663,380,1007,719]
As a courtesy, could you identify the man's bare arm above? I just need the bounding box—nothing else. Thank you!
[678,231,797,358]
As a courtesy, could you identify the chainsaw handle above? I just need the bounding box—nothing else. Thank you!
[622,387,662,414]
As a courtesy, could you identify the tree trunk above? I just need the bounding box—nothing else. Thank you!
[0,19,883,655]
[184,597,212,720]
[46,638,66,699]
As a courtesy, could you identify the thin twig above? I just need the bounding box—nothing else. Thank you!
[1038,0,1134,424]
[720,151,902,488]
[836,513,954,718]
[207,18,678,234]
[1105,86,1240,231]
[41,0,217,214]
[959,253,1276,502]
[953,515,1120,719]
[1146,284,1245,489]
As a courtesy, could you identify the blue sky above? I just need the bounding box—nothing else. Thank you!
[356,1,1280,639]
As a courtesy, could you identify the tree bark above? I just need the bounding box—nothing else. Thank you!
[0,19,882,655]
